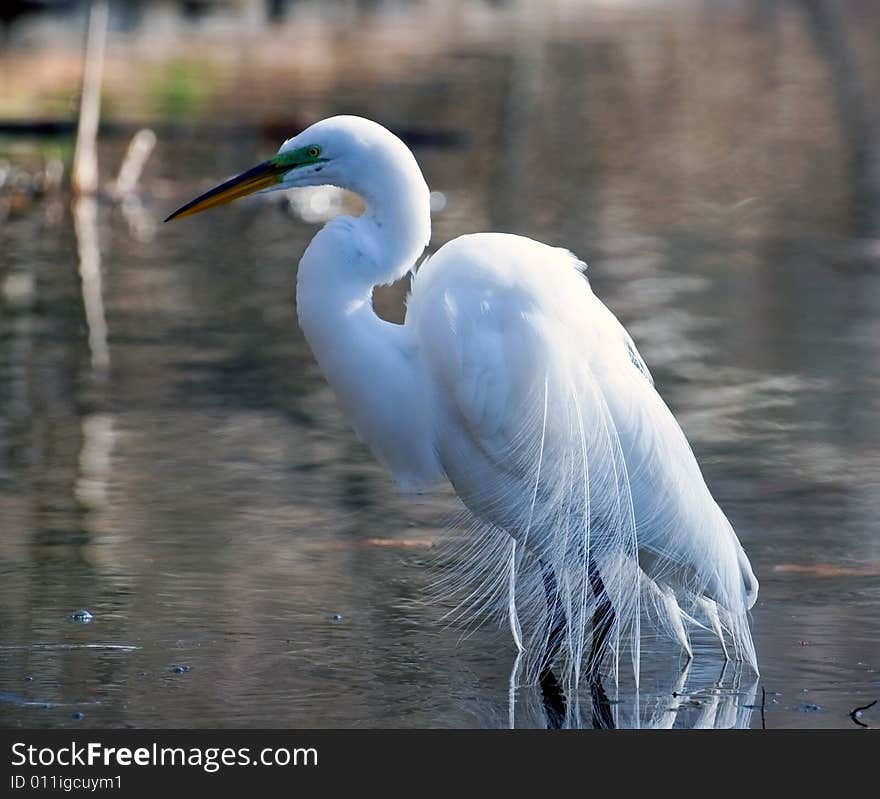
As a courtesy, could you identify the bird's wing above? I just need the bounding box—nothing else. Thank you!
[411,233,648,681]
[409,232,757,683]
[411,234,651,455]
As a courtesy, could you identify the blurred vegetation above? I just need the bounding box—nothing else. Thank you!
[148,59,210,120]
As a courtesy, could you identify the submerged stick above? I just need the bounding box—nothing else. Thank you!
[850,699,877,729]
[111,129,157,197]
[73,196,110,370]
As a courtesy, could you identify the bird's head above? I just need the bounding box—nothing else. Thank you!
[164,115,423,222]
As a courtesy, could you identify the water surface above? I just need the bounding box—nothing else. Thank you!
[1,1,879,728]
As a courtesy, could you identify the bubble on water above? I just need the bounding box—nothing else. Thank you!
[331,613,343,622]
[800,703,821,713]
[23,676,33,682]
[71,610,93,624]
[72,712,85,720]
[172,665,191,674]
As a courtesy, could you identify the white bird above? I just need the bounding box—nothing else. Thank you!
[166,115,759,695]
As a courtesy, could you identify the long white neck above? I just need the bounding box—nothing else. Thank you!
[294,158,441,491]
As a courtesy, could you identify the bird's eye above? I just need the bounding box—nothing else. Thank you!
[308,146,321,158]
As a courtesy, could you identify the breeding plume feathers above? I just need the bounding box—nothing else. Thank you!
[409,233,758,695]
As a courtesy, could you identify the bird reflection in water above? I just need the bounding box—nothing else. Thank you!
[509,655,758,729]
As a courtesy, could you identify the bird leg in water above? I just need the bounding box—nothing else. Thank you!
[540,556,615,680]
[539,561,568,675]
[587,556,616,728]
[590,674,616,729]
[538,562,569,726]
[539,665,567,728]
[588,555,615,679]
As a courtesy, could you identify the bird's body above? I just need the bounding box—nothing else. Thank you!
[168,115,758,693]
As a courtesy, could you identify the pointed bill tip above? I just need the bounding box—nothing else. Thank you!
[163,159,284,223]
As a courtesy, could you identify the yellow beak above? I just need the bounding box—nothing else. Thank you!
[164,160,285,222]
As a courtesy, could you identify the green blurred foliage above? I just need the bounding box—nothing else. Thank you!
[148,60,209,119]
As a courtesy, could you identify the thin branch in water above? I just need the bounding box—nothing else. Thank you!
[73,196,110,371]
[760,686,766,730]
[849,699,877,729]
[72,0,109,196]
[111,129,157,198]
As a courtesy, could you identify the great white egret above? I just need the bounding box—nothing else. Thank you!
[166,116,758,695]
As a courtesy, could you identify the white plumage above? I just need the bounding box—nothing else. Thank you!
[168,115,759,700]
[410,232,757,688]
